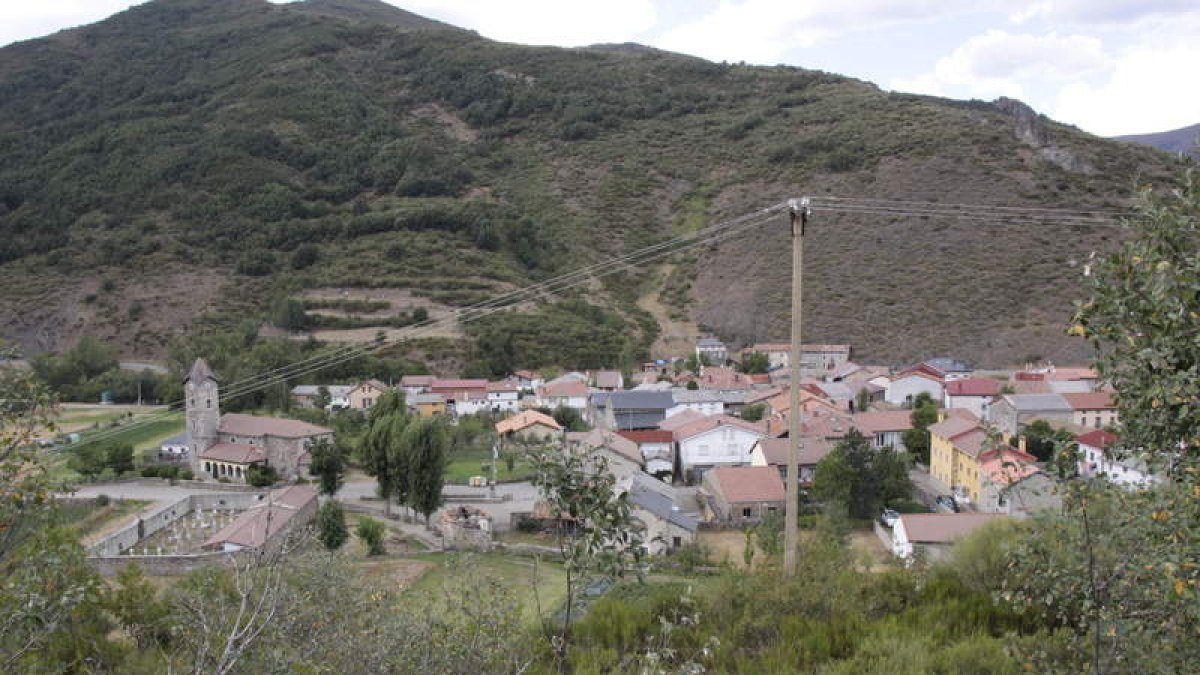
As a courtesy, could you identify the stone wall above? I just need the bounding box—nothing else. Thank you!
[87,492,272,558]
[88,551,238,577]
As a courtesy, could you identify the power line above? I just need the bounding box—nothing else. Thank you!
[72,205,788,448]
[813,195,1132,219]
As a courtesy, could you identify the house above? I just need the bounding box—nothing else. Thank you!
[616,429,675,479]
[922,357,973,381]
[702,466,787,524]
[592,390,675,430]
[742,343,852,373]
[884,364,945,406]
[511,369,543,392]
[978,449,1060,517]
[695,337,728,364]
[159,431,190,463]
[928,412,995,503]
[944,378,1002,420]
[202,484,319,553]
[290,384,352,410]
[399,375,434,397]
[1077,429,1158,488]
[495,410,562,443]
[989,393,1074,437]
[674,414,767,483]
[485,380,521,414]
[431,378,488,403]
[593,370,624,392]
[849,410,915,451]
[666,388,740,418]
[347,379,389,411]
[695,366,754,392]
[536,379,590,411]
[890,513,1007,562]
[186,359,333,483]
[566,429,643,485]
[1062,392,1118,430]
[627,473,698,554]
[658,408,706,432]
[410,392,447,418]
[749,435,833,485]
[811,380,856,411]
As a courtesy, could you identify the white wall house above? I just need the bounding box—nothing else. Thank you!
[485,382,521,414]
[944,378,1001,421]
[675,417,765,482]
[535,380,589,411]
[1077,430,1158,489]
[885,372,944,407]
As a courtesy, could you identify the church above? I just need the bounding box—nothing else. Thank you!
[184,359,334,483]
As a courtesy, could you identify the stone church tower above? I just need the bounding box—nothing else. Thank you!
[184,358,220,472]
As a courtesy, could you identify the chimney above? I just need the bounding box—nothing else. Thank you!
[1018,435,1027,454]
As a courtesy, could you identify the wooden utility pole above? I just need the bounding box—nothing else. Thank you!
[783,197,809,576]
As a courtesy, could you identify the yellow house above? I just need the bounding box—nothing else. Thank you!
[411,393,447,418]
[929,414,993,503]
[347,379,389,411]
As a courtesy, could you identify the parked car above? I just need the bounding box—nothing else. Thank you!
[881,509,900,528]
[935,495,960,513]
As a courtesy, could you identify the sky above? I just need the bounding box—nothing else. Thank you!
[1,0,1197,137]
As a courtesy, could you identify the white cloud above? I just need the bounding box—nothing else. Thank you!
[0,1,145,46]
[400,0,658,47]
[889,30,1110,102]
[1010,0,1199,26]
[1054,42,1200,136]
[650,0,967,65]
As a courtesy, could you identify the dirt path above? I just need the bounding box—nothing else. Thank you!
[636,263,700,360]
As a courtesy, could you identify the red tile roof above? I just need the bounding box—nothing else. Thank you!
[617,429,674,444]
[1062,392,1115,410]
[708,466,786,504]
[495,410,561,435]
[431,378,488,391]
[1077,429,1117,449]
[673,414,766,441]
[538,380,589,398]
[198,442,266,464]
[203,485,317,550]
[697,367,753,391]
[486,380,520,393]
[400,375,435,387]
[594,370,623,389]
[850,410,914,434]
[219,413,332,439]
[658,409,706,431]
[946,378,1002,397]
[928,413,981,440]
[754,436,832,466]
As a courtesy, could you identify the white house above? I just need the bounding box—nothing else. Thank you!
[535,380,589,411]
[485,381,521,414]
[617,429,675,479]
[891,513,1006,562]
[885,366,945,407]
[1076,429,1159,488]
[399,375,434,398]
[666,388,727,418]
[944,378,1002,420]
[695,337,728,364]
[673,415,766,483]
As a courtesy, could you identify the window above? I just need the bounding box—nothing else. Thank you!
[742,507,752,518]
[206,398,211,409]
[672,536,682,548]
[767,506,778,514]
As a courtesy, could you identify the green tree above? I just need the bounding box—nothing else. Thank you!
[104,442,135,476]
[812,429,913,520]
[246,464,279,487]
[316,500,349,551]
[740,403,766,422]
[404,417,449,525]
[313,384,332,411]
[550,404,587,431]
[359,390,411,517]
[740,352,770,374]
[902,393,938,464]
[1071,168,1200,468]
[529,446,644,668]
[68,443,107,480]
[1019,419,1074,462]
[355,516,386,556]
[308,437,346,496]
[106,562,171,649]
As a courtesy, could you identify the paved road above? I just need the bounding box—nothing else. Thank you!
[340,479,539,531]
[68,483,234,502]
[908,466,947,509]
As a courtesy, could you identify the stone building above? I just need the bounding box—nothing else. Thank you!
[185,359,333,483]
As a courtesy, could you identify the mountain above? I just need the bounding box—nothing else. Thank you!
[1116,123,1200,159]
[0,0,1185,370]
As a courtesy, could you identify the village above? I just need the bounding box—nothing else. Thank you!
[75,333,1146,572]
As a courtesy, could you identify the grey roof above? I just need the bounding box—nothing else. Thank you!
[629,475,699,532]
[813,381,853,401]
[184,358,217,384]
[670,388,747,405]
[1047,380,1093,394]
[411,393,445,404]
[697,338,726,348]
[1005,393,1072,412]
[161,431,190,447]
[291,384,353,397]
[924,357,973,373]
[603,391,675,411]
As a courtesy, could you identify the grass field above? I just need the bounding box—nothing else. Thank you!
[404,552,568,623]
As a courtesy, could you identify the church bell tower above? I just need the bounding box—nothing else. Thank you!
[184,358,220,472]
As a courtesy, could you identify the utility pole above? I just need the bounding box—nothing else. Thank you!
[783,197,809,576]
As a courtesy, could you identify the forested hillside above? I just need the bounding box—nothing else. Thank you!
[0,0,1183,368]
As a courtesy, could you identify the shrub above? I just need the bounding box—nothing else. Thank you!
[94,494,111,507]
[516,515,542,533]
[247,464,279,487]
[178,468,194,481]
[140,466,160,478]
[356,516,386,555]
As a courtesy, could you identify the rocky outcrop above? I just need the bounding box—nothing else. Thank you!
[995,97,1094,174]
